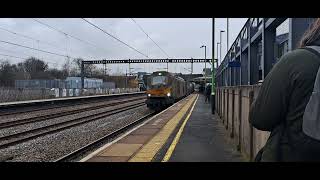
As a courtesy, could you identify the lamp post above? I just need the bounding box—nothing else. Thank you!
[220,30,225,65]
[211,18,215,114]
[217,42,220,65]
[125,69,128,89]
[227,18,229,50]
[191,57,193,74]
[166,62,168,72]
[200,45,207,93]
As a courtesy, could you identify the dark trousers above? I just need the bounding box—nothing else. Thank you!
[205,95,210,103]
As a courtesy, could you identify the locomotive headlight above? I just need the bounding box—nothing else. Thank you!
[167,92,171,97]
[148,94,151,97]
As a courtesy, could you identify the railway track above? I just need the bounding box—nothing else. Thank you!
[0,100,146,150]
[54,112,157,162]
[0,93,145,117]
[0,96,146,129]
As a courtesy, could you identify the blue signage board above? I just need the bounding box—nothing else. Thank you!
[228,61,241,67]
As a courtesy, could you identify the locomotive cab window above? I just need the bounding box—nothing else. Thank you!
[151,76,167,85]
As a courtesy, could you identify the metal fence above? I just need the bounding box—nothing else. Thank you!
[0,87,141,103]
[14,78,115,89]
[15,80,66,89]
[65,77,105,89]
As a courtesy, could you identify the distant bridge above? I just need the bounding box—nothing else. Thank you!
[81,58,213,89]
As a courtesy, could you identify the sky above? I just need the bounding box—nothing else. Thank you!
[0,18,248,75]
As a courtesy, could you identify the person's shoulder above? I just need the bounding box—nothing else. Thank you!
[281,49,303,60]
[281,48,319,62]
[275,48,320,69]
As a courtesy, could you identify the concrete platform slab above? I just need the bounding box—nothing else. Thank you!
[130,128,159,135]
[86,156,130,162]
[99,143,142,157]
[141,123,165,129]
[118,135,151,144]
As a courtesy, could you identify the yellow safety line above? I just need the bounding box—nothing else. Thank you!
[128,94,197,162]
[162,94,199,162]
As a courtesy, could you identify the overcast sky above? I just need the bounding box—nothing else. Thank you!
[0,18,248,74]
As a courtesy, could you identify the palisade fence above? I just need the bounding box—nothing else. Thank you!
[0,87,140,103]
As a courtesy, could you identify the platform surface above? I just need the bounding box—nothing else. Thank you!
[82,93,244,162]
[166,94,244,162]
[83,94,197,162]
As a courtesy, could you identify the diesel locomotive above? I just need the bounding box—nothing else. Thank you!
[145,71,194,109]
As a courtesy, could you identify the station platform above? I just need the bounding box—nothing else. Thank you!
[82,93,244,162]
[164,94,244,162]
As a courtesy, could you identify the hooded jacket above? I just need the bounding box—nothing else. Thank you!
[249,45,320,161]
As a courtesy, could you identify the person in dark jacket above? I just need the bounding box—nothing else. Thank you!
[249,18,320,162]
[205,84,211,103]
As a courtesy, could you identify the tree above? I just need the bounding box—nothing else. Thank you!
[16,62,29,79]
[0,61,17,86]
[46,68,65,79]
[23,57,49,79]
[70,58,96,77]
[61,59,70,78]
[90,67,105,79]
[70,58,82,76]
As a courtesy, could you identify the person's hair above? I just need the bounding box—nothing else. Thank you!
[299,18,320,48]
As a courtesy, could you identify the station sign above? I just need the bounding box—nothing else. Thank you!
[228,61,241,67]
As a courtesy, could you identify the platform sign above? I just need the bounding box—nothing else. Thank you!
[228,61,241,67]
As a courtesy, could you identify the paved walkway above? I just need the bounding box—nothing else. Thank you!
[168,94,244,162]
